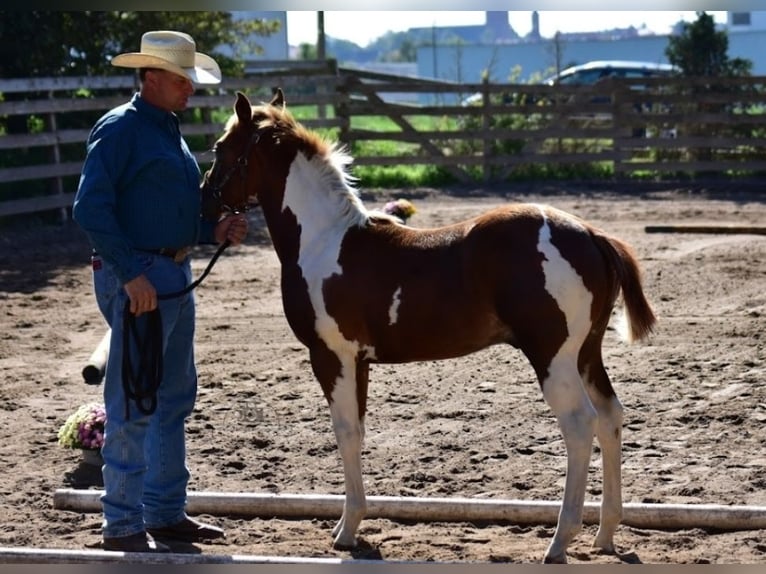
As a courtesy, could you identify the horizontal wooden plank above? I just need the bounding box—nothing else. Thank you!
[0,192,75,217]
[0,151,216,183]
[0,129,91,149]
[351,151,621,167]
[0,162,83,183]
[0,76,135,93]
[0,95,131,116]
[645,224,766,235]
[615,159,766,172]
[617,134,766,147]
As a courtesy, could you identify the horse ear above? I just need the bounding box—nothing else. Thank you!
[234,91,252,123]
[271,88,285,108]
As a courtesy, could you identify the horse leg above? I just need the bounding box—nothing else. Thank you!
[580,345,624,554]
[539,354,598,564]
[313,349,369,549]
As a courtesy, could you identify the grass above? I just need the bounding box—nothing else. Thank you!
[204,102,759,189]
[256,105,465,188]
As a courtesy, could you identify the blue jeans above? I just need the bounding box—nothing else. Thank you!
[93,252,197,538]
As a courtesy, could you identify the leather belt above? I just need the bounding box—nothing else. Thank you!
[148,246,192,264]
[92,247,192,264]
[133,246,192,263]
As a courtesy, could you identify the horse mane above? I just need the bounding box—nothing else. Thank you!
[238,99,370,227]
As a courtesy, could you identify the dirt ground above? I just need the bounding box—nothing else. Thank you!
[0,185,764,564]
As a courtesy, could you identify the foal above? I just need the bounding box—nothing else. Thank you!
[202,90,657,563]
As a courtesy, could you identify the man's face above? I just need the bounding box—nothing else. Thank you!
[144,69,194,112]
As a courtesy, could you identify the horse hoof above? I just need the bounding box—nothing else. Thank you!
[332,537,357,551]
[332,524,357,551]
[593,541,616,555]
[593,531,616,555]
[543,552,568,564]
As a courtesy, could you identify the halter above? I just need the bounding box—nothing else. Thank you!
[204,129,262,218]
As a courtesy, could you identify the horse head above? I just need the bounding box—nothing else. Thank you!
[200,88,288,221]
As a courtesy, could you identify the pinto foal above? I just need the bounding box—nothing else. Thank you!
[202,90,657,563]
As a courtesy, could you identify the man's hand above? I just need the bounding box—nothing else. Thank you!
[214,213,248,246]
[124,274,157,316]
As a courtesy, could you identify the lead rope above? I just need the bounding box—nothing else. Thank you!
[121,240,231,419]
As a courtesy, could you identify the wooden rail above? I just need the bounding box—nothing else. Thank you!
[2,61,766,218]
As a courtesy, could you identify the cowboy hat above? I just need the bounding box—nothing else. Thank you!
[111,30,221,85]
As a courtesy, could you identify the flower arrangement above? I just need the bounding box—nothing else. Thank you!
[382,198,417,222]
[57,402,106,451]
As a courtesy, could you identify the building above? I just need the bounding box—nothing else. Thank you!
[728,11,766,29]
[241,11,765,84]
[415,11,766,83]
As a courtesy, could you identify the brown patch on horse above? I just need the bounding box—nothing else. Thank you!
[322,205,569,384]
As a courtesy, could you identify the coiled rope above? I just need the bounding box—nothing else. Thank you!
[121,240,231,419]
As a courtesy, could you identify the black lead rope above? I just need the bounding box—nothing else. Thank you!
[121,240,231,420]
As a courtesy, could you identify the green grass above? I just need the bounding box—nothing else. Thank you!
[213,103,629,187]
[261,107,462,188]
[207,103,751,189]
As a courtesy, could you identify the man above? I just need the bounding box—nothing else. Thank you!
[73,30,248,553]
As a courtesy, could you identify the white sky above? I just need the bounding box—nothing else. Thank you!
[286,11,728,47]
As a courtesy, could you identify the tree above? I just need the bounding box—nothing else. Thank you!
[0,11,280,79]
[0,10,280,191]
[296,42,318,60]
[0,11,279,136]
[665,12,751,77]
[664,12,753,175]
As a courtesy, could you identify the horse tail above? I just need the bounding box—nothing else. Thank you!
[592,231,657,343]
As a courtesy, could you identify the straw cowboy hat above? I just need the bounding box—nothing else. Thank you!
[111,30,221,84]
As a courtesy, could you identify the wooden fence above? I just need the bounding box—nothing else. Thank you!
[2,59,766,219]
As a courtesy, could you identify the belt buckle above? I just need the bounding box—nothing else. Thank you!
[173,246,191,263]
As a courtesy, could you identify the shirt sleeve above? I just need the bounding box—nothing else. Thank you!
[198,216,217,245]
[72,118,146,284]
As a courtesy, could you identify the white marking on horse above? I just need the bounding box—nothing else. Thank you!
[535,206,598,561]
[283,152,377,363]
[281,152,375,546]
[536,206,593,356]
[388,287,402,325]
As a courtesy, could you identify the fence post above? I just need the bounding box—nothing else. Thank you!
[481,76,491,183]
[317,58,339,121]
[610,82,623,180]
[45,90,68,223]
[201,107,215,151]
[335,74,351,150]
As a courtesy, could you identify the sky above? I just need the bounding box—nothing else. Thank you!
[285,11,728,47]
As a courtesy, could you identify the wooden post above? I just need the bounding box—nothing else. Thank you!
[46,90,67,222]
[54,488,766,531]
[336,74,351,150]
[481,76,491,183]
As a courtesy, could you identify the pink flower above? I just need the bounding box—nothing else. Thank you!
[58,402,106,451]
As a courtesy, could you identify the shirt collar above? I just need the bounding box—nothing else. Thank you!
[131,92,180,131]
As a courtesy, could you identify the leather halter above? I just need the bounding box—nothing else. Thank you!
[204,129,261,217]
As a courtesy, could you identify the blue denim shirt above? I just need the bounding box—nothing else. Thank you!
[73,92,216,284]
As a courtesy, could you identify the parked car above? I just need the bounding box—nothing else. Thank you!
[544,60,676,85]
[546,60,678,137]
[461,60,676,106]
